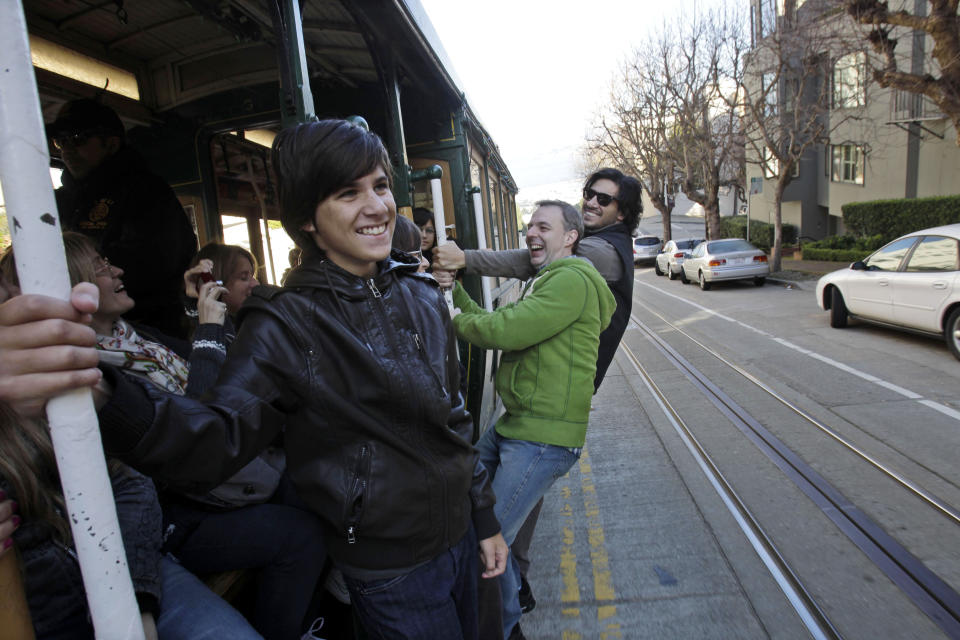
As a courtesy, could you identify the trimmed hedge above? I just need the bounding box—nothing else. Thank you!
[801,247,871,262]
[843,194,960,242]
[800,234,884,262]
[720,216,797,251]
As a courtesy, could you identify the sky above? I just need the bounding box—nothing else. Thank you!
[416,0,695,198]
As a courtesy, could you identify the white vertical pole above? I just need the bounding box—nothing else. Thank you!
[430,177,454,309]
[0,3,145,639]
[471,191,494,312]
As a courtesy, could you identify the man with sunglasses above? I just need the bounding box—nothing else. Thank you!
[49,99,197,338]
[433,168,641,627]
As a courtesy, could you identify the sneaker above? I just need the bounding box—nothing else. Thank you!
[300,617,326,640]
[518,576,536,614]
[323,568,351,604]
[508,623,527,640]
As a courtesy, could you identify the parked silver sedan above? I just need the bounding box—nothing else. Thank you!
[816,223,960,360]
[680,238,769,290]
[655,238,704,279]
[633,236,662,264]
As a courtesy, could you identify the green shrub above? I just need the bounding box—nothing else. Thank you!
[802,234,884,251]
[720,217,797,250]
[801,247,871,262]
[843,194,960,242]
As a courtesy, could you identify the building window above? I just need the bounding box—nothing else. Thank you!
[833,52,866,109]
[831,144,865,184]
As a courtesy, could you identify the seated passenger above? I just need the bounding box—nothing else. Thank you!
[2,237,324,639]
[392,214,430,272]
[0,119,510,639]
[0,399,261,640]
[185,243,259,325]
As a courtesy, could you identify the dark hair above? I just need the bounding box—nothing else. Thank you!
[585,168,643,232]
[535,199,583,253]
[272,119,392,252]
[192,243,258,283]
[412,207,434,229]
[392,215,422,254]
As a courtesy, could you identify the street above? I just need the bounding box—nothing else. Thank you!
[519,266,960,639]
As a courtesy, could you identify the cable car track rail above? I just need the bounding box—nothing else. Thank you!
[626,310,960,638]
[635,301,960,527]
[618,342,842,640]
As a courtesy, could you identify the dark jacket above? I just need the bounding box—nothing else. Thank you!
[5,464,163,639]
[56,146,197,338]
[587,223,635,389]
[98,250,499,574]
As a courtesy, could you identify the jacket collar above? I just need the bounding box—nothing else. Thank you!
[282,249,420,299]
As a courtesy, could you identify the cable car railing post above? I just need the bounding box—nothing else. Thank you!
[469,186,494,312]
[0,3,145,638]
[411,165,453,309]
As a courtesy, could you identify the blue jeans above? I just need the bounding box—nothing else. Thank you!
[476,428,581,637]
[156,555,263,639]
[163,483,326,640]
[343,526,480,640]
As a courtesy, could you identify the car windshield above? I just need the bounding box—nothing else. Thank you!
[707,239,755,253]
[635,237,660,246]
[676,239,700,250]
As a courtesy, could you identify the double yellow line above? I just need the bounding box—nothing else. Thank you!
[559,447,622,639]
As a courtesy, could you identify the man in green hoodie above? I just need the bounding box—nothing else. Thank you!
[451,200,616,639]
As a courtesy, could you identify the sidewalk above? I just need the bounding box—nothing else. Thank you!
[768,257,848,289]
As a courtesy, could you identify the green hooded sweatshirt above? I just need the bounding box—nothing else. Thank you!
[452,256,616,448]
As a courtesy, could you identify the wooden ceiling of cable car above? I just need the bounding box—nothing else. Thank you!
[23,0,379,114]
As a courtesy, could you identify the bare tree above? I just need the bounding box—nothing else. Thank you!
[667,7,748,240]
[586,40,681,242]
[844,0,960,146]
[586,7,746,242]
[737,3,867,270]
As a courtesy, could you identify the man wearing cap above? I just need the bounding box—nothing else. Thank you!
[50,99,197,337]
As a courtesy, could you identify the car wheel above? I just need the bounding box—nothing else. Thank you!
[753,277,765,287]
[945,306,960,361]
[698,271,711,290]
[830,287,848,328]
[654,262,663,276]
[667,266,676,280]
[679,268,689,284]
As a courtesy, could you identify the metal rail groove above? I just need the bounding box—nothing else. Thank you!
[637,301,960,527]
[618,342,842,640]
[628,312,960,638]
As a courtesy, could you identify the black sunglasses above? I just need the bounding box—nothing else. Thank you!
[52,129,110,150]
[583,187,618,207]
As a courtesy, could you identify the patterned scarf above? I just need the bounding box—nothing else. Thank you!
[96,319,189,395]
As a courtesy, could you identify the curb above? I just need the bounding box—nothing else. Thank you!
[767,276,809,290]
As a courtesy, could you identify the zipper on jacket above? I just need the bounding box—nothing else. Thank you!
[414,333,447,396]
[367,279,382,298]
[345,445,370,544]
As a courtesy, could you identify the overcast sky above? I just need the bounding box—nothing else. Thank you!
[416,0,695,191]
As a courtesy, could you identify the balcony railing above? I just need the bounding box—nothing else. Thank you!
[889,88,944,123]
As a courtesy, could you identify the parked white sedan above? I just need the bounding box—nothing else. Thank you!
[816,223,960,360]
[680,238,769,289]
[655,238,704,279]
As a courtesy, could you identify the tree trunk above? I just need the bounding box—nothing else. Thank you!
[655,203,674,242]
[771,177,787,272]
[704,186,722,241]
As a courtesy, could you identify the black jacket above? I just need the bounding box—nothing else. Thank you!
[98,250,498,573]
[57,146,197,337]
[588,223,635,389]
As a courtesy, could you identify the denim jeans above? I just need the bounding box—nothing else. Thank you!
[475,428,581,638]
[343,526,480,640]
[163,486,326,640]
[156,555,263,639]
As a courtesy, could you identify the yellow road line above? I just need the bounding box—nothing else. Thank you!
[578,448,622,638]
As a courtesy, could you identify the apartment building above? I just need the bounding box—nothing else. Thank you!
[745,0,960,239]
